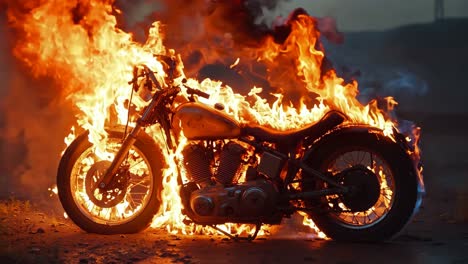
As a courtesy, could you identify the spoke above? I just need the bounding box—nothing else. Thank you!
[109,207,116,221]
[126,195,136,212]
[127,192,148,195]
[366,213,372,224]
[369,210,377,221]
[129,177,150,188]
[89,203,97,215]
[370,207,378,217]
[104,208,112,220]
[359,212,366,225]
[357,151,365,165]
[350,152,359,165]
[362,212,368,225]
[342,154,354,167]
[129,158,145,170]
[129,196,144,203]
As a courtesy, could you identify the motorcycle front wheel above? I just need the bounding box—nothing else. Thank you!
[57,129,166,234]
[303,130,420,241]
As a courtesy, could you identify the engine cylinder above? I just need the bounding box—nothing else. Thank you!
[182,143,212,184]
[215,142,245,185]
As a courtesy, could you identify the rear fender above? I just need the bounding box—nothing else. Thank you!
[304,125,396,160]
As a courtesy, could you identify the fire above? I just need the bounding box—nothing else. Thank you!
[4,0,421,238]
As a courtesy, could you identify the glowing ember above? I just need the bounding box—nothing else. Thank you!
[4,0,421,238]
[48,185,58,196]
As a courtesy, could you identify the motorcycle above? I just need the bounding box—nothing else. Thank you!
[57,57,423,241]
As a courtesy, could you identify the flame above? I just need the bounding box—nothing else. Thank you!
[5,1,421,238]
[298,211,327,239]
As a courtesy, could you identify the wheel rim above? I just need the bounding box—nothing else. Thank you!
[70,138,154,226]
[322,148,395,229]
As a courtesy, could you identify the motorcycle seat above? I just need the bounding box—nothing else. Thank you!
[241,110,346,145]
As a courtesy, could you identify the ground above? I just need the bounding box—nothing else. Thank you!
[0,180,467,264]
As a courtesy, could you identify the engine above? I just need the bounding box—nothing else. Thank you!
[181,141,245,186]
[180,141,281,224]
[188,179,279,224]
[215,142,245,185]
[181,143,212,185]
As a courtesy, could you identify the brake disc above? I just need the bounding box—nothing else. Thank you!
[85,160,130,208]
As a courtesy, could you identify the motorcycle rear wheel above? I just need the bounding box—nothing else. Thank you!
[303,130,420,241]
[57,130,165,234]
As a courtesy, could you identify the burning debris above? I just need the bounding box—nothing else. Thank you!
[1,0,422,239]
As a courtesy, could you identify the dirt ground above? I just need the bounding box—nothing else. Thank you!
[0,194,467,264]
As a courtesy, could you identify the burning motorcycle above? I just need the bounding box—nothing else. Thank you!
[57,58,422,242]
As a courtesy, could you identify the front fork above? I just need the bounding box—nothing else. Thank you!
[97,123,145,189]
[97,91,163,189]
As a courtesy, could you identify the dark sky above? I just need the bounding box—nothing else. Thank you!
[282,0,468,31]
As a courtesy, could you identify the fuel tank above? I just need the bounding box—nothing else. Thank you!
[172,102,241,140]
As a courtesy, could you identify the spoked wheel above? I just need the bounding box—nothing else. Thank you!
[57,130,165,234]
[303,129,419,241]
[321,149,395,229]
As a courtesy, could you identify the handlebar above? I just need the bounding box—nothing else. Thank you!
[181,78,210,99]
[129,65,210,102]
[185,86,210,99]
[153,86,180,106]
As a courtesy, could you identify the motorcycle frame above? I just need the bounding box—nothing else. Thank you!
[98,84,352,210]
[98,60,423,213]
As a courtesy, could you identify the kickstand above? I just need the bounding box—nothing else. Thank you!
[209,223,262,242]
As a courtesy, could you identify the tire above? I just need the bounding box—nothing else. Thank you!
[303,129,420,242]
[57,130,165,234]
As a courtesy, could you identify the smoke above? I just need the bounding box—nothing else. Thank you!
[113,1,338,106]
[382,70,428,96]
[0,11,10,198]
[0,9,75,199]
[356,68,429,104]
[114,0,302,55]
[116,0,293,32]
